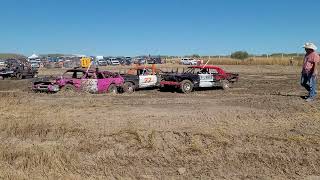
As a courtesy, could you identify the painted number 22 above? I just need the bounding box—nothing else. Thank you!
[144,78,152,83]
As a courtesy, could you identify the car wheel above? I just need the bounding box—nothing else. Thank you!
[160,84,168,92]
[160,85,175,92]
[180,80,193,93]
[222,80,230,90]
[108,84,118,94]
[123,82,135,94]
[16,73,23,80]
[61,84,76,92]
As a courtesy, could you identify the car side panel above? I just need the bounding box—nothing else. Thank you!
[58,79,81,89]
[97,79,112,93]
[139,75,158,88]
[198,74,214,87]
[81,79,98,93]
[122,75,139,88]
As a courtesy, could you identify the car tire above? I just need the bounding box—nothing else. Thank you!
[180,80,193,93]
[16,73,23,80]
[160,85,175,92]
[108,84,118,94]
[222,80,230,90]
[61,84,76,92]
[123,82,135,94]
[159,85,168,92]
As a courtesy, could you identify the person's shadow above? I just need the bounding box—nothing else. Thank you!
[271,92,306,99]
[300,96,307,100]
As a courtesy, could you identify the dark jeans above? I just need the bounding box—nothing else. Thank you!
[301,73,317,98]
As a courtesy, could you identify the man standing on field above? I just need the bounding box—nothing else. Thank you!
[301,42,320,102]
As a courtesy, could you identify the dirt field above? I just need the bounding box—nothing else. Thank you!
[0,65,319,179]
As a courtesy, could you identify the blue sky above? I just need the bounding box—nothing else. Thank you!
[0,0,319,56]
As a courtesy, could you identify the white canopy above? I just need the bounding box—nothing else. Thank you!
[96,56,104,60]
[28,54,39,59]
[73,54,87,58]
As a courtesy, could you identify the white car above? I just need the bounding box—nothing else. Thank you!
[29,60,40,68]
[109,58,120,66]
[98,59,108,66]
[180,58,198,65]
[0,60,5,68]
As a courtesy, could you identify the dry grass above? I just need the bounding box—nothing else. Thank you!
[164,57,303,66]
[0,66,320,179]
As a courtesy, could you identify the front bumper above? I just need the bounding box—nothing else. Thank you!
[33,84,60,92]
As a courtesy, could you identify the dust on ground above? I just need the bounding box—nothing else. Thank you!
[0,65,319,180]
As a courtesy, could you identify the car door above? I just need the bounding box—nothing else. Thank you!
[138,69,158,88]
[81,72,98,93]
[96,72,112,93]
[198,69,214,87]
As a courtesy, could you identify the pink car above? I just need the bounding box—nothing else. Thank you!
[33,68,124,94]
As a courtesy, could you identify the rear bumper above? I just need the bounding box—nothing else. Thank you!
[227,73,239,82]
[229,76,239,83]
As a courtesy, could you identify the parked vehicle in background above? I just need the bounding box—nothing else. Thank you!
[180,58,197,65]
[125,57,132,65]
[0,59,38,80]
[29,60,40,69]
[133,56,162,64]
[48,57,59,62]
[133,57,146,64]
[32,68,124,94]
[109,58,120,66]
[103,57,111,65]
[116,57,125,65]
[98,59,108,66]
[147,56,162,64]
[0,60,5,68]
[160,65,239,93]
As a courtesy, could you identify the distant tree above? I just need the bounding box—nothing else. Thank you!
[191,54,200,58]
[40,54,65,58]
[271,53,282,57]
[0,53,26,59]
[231,51,249,60]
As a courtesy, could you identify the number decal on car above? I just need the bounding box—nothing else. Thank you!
[199,75,213,80]
[144,78,152,83]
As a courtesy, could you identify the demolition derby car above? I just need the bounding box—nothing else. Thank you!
[0,59,38,80]
[160,65,239,93]
[32,68,124,93]
[120,65,162,93]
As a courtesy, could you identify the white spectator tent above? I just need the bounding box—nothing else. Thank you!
[96,56,104,60]
[28,54,39,60]
[73,54,87,58]
[28,54,41,64]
